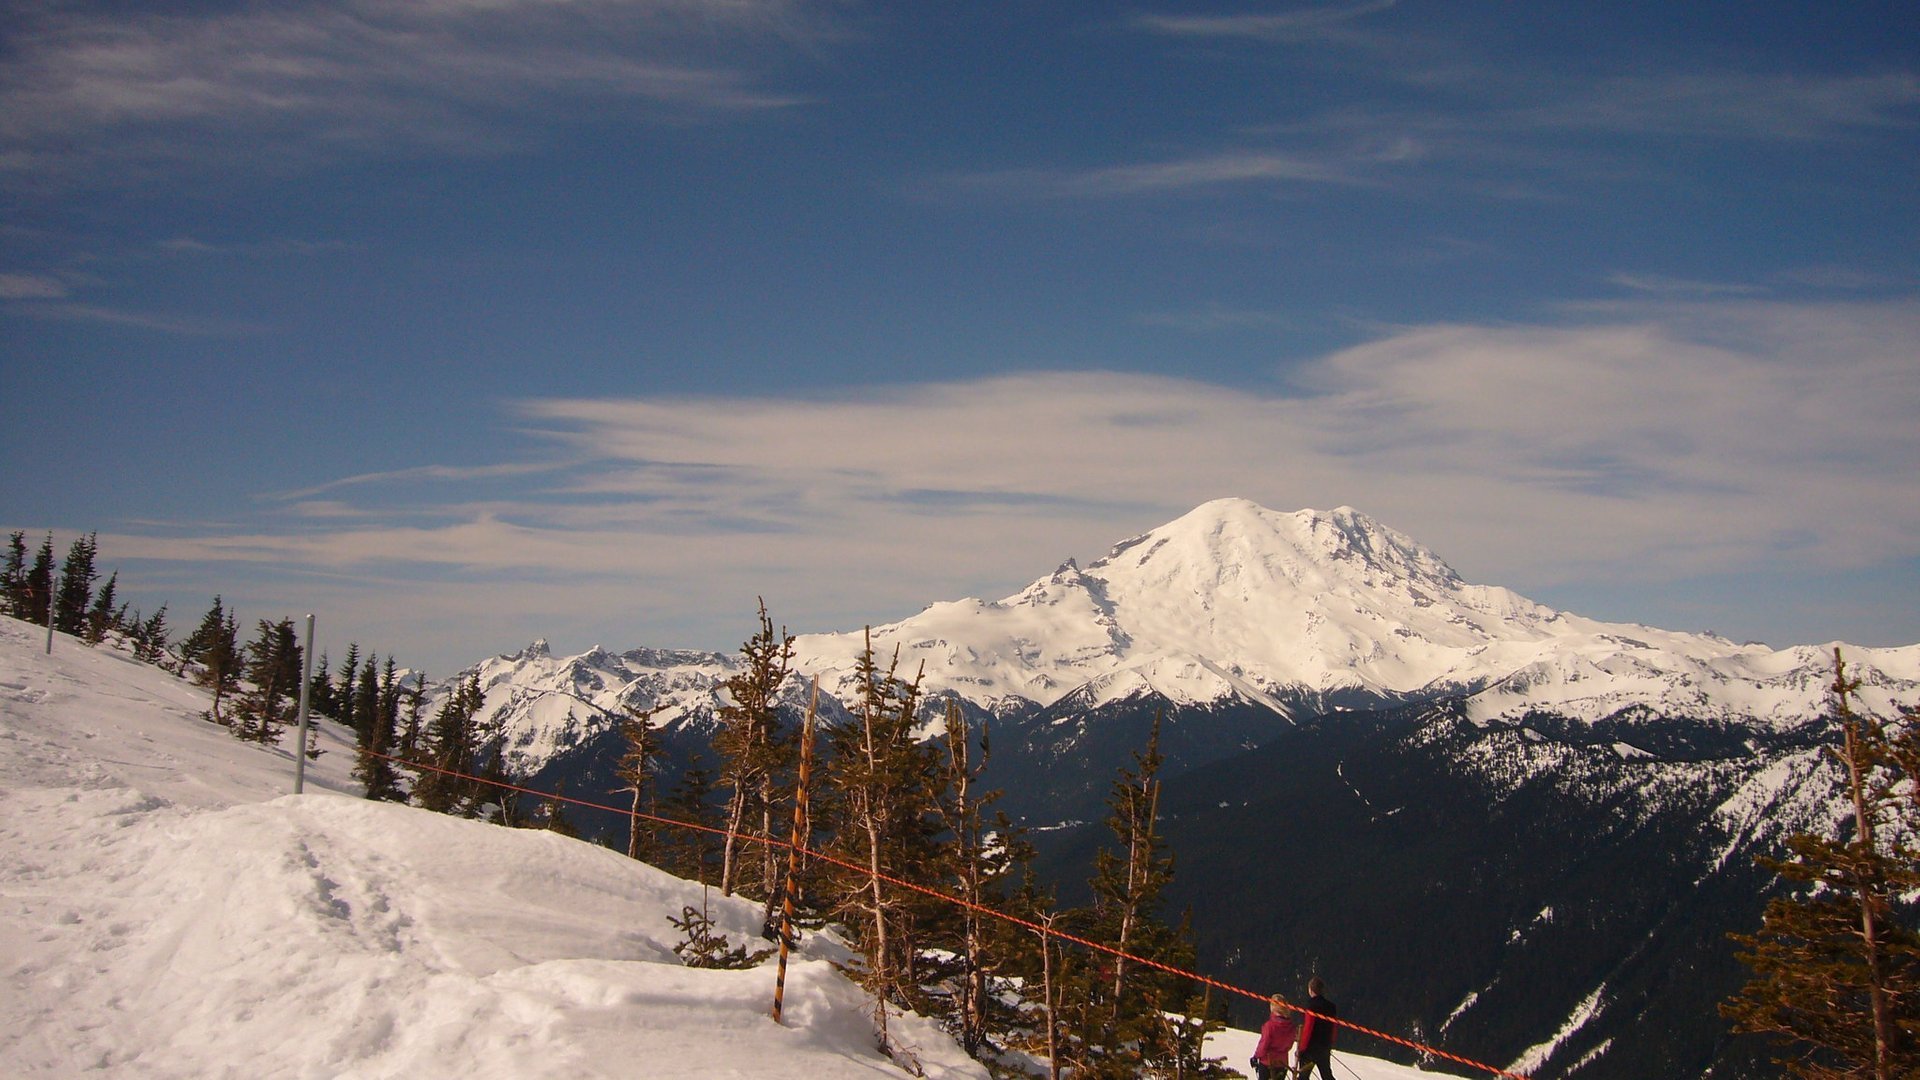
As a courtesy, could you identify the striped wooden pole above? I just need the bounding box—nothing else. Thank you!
[771,677,819,1024]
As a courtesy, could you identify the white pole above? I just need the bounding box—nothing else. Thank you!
[293,613,315,794]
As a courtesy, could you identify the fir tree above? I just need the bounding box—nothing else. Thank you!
[668,886,772,969]
[84,571,122,645]
[52,533,97,637]
[615,702,666,862]
[656,755,723,884]
[1057,711,1225,1079]
[307,651,334,719]
[334,643,362,731]
[1723,650,1920,1079]
[713,600,796,901]
[2,531,28,619]
[817,630,941,1056]
[24,534,54,627]
[415,673,485,815]
[234,618,301,743]
[931,698,1008,1057]
[131,605,169,664]
[182,598,242,725]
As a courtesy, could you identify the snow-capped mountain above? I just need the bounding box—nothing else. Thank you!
[789,497,1916,724]
[455,497,1916,784]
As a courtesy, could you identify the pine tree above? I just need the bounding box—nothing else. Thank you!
[817,630,941,1057]
[1057,711,1226,1079]
[349,657,402,800]
[52,533,97,637]
[615,702,666,862]
[415,673,485,815]
[2,531,28,619]
[83,571,120,645]
[24,534,54,627]
[1723,650,1920,1078]
[131,605,170,664]
[668,886,773,969]
[235,618,301,743]
[656,755,723,883]
[713,600,796,901]
[334,643,362,731]
[182,598,242,725]
[307,652,334,719]
[931,698,1007,1057]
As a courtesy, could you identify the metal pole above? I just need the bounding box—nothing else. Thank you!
[293,613,315,794]
[772,677,819,1025]
[44,580,55,655]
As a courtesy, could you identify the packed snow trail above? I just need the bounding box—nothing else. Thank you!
[0,619,1436,1078]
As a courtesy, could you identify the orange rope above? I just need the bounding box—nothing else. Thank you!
[368,749,1529,1080]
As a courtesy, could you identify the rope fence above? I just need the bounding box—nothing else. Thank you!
[364,748,1531,1080]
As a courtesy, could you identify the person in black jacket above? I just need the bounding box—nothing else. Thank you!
[1296,976,1337,1080]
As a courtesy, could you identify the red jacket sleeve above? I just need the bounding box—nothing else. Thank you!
[1297,1012,1316,1055]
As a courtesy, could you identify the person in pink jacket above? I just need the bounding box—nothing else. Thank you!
[1250,995,1300,1080]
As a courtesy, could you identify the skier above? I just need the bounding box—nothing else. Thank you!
[1250,995,1299,1079]
[1296,977,1337,1080]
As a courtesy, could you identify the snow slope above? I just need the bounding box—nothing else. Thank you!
[0,618,1436,1079]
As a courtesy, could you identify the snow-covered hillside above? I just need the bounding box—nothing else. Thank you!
[0,618,1440,1079]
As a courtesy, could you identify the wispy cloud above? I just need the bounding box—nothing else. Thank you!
[1134,1,1399,43]
[6,300,267,336]
[947,147,1387,200]
[1606,273,1767,299]
[0,273,70,300]
[268,463,572,502]
[0,0,828,181]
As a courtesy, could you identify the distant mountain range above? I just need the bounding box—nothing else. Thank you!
[432,498,1919,1080]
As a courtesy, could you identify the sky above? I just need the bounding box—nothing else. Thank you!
[3,0,1917,676]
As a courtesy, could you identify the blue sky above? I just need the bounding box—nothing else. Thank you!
[3,1,1917,675]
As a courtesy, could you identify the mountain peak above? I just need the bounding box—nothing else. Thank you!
[1098,499,1462,596]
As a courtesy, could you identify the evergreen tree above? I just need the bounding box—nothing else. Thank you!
[347,656,402,799]
[334,643,362,731]
[929,698,1009,1057]
[668,886,773,969]
[713,600,796,900]
[414,673,485,815]
[131,605,170,665]
[817,631,941,1056]
[24,534,54,627]
[52,533,97,637]
[1056,711,1226,1079]
[2,531,28,618]
[307,651,334,719]
[235,618,300,743]
[84,571,121,645]
[1724,650,1920,1078]
[181,598,242,725]
[398,670,426,756]
[615,702,666,862]
[656,755,724,884]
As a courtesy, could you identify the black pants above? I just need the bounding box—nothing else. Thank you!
[1297,1049,1333,1080]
